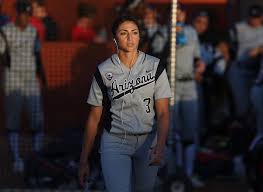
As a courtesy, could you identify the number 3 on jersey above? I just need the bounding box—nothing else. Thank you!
[143,98,151,113]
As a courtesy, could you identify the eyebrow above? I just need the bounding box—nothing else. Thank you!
[118,29,139,33]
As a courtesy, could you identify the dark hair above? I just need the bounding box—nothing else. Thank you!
[111,14,141,38]
[248,4,263,17]
[77,3,96,19]
[15,0,32,15]
[32,0,46,6]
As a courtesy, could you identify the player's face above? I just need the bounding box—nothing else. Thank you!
[115,21,140,53]
[17,13,30,29]
[78,17,93,29]
[193,16,209,34]
[33,4,45,19]
[177,9,186,23]
[249,16,262,28]
[144,8,157,27]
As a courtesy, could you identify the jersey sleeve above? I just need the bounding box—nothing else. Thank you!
[186,26,201,59]
[0,30,6,54]
[87,67,105,106]
[192,30,201,59]
[154,62,172,100]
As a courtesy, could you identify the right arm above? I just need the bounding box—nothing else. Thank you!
[0,32,6,54]
[79,67,106,186]
[79,105,103,186]
[0,28,7,54]
[80,105,103,164]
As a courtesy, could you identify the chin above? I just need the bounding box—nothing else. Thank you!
[123,48,137,52]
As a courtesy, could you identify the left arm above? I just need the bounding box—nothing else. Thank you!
[149,98,170,166]
[34,36,47,87]
[191,27,205,82]
[249,45,263,58]
[150,62,171,165]
[194,58,206,82]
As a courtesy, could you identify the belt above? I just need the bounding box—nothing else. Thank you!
[177,77,194,81]
[109,131,150,136]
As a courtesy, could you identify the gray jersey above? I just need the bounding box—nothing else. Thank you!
[234,22,263,62]
[0,23,40,96]
[87,51,171,134]
[0,23,37,72]
[176,26,200,79]
[0,23,40,95]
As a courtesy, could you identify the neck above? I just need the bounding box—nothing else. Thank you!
[15,20,28,31]
[16,24,27,30]
[118,51,138,69]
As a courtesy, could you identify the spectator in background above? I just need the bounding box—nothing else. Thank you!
[192,10,214,66]
[0,0,10,28]
[31,0,58,41]
[143,4,168,61]
[249,9,263,167]
[229,4,263,119]
[0,0,46,173]
[29,0,45,41]
[192,10,231,133]
[167,3,205,188]
[72,3,105,44]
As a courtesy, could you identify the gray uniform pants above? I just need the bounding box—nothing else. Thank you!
[173,81,199,142]
[4,71,44,162]
[4,71,44,132]
[251,85,263,135]
[100,130,159,192]
[167,80,199,177]
[227,62,255,117]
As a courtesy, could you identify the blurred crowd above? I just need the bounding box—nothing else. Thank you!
[1,0,263,191]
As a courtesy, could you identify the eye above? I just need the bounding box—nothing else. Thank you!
[120,31,127,36]
[133,31,139,35]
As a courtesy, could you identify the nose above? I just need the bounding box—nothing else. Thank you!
[127,33,133,41]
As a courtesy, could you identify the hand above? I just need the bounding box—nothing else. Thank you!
[249,47,260,58]
[176,25,183,33]
[36,75,48,89]
[195,60,206,74]
[194,60,205,82]
[78,162,90,187]
[194,72,203,82]
[41,78,48,89]
[149,145,164,166]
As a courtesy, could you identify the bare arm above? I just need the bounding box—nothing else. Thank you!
[150,98,170,165]
[79,105,103,186]
[80,105,103,164]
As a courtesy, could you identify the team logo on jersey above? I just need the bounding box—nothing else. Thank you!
[111,73,155,100]
[105,72,113,80]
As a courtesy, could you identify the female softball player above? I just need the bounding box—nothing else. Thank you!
[79,14,171,192]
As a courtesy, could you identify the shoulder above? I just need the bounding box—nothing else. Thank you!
[28,24,37,33]
[235,21,249,31]
[142,52,164,75]
[159,25,168,37]
[25,25,37,39]
[143,52,160,65]
[146,54,166,80]
[1,23,15,36]
[185,25,197,34]
[72,25,81,33]
[97,56,116,73]
[185,25,198,41]
[2,22,14,31]
[235,21,246,27]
